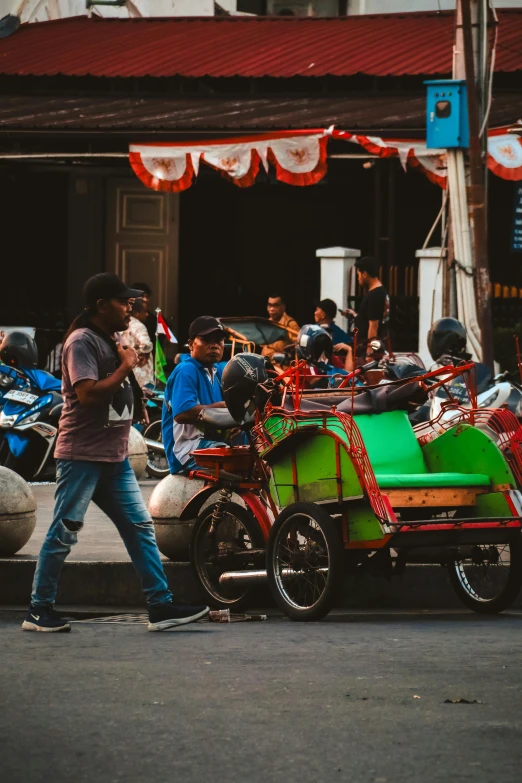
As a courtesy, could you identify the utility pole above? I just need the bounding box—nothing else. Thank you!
[461,0,494,368]
[446,0,494,366]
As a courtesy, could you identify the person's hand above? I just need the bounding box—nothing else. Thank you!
[340,308,356,318]
[117,344,139,372]
[333,342,351,353]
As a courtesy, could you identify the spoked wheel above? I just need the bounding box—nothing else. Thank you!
[143,419,169,479]
[190,502,266,610]
[448,533,522,613]
[267,502,344,622]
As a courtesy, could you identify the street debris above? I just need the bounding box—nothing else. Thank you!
[443,698,483,704]
[208,609,268,623]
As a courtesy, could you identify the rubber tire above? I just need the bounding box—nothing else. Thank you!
[266,502,344,622]
[143,419,169,479]
[447,532,522,614]
[190,502,266,610]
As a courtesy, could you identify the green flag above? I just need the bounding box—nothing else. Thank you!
[154,336,168,384]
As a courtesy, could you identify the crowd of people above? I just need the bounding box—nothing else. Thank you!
[21,255,390,634]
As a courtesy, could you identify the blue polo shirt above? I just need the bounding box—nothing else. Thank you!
[324,322,352,346]
[162,356,224,474]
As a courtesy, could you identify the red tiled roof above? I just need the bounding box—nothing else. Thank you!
[0,10,521,80]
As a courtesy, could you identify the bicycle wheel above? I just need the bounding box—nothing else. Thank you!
[267,502,344,622]
[190,502,266,610]
[448,533,522,613]
[143,419,169,479]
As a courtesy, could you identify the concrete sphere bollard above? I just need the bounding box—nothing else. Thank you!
[149,474,246,561]
[149,475,205,561]
[149,474,207,561]
[128,427,148,480]
[0,466,37,556]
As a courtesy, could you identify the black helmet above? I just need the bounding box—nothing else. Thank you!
[0,331,38,369]
[427,318,467,363]
[296,324,333,363]
[222,352,269,425]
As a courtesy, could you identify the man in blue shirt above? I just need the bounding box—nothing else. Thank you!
[162,316,228,474]
[314,298,351,347]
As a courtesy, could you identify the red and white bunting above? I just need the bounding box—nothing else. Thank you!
[334,128,522,188]
[130,127,522,193]
[129,130,329,193]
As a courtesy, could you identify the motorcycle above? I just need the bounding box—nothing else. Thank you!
[0,366,63,481]
[139,388,170,479]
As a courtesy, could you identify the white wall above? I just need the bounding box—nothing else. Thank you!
[0,0,216,21]
[347,0,522,12]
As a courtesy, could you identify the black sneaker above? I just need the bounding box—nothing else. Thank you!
[22,605,71,633]
[148,602,209,631]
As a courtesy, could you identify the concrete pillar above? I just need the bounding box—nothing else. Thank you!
[415,246,446,367]
[315,246,361,333]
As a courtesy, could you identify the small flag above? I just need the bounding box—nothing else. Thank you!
[156,309,177,344]
[154,336,168,384]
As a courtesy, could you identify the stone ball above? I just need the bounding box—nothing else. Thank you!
[149,474,246,561]
[149,474,207,561]
[0,466,37,556]
[128,427,148,480]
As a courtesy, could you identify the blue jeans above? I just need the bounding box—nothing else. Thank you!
[31,458,173,608]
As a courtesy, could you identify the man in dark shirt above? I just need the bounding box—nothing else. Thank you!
[341,256,390,368]
[23,273,208,633]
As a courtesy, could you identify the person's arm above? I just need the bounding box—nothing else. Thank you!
[366,289,385,349]
[75,344,138,406]
[344,345,354,372]
[175,401,226,424]
[170,365,226,425]
[367,320,380,341]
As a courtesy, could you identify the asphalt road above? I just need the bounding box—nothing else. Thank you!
[1,610,521,783]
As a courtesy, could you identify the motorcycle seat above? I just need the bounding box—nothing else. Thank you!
[283,382,426,416]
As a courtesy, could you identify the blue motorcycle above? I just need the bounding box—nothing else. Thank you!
[0,366,63,481]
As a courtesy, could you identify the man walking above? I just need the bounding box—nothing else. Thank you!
[23,273,208,633]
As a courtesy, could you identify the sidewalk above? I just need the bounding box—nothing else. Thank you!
[18,480,158,562]
[2,481,522,610]
[1,479,206,607]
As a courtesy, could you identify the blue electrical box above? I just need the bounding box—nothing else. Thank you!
[425,79,469,149]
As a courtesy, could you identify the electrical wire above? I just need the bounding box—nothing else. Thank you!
[422,188,449,250]
[479,0,498,139]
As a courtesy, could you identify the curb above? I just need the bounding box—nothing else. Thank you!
[2,558,521,609]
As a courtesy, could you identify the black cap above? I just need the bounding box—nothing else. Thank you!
[83,273,144,307]
[189,316,225,340]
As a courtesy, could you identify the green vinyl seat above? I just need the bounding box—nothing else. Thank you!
[355,410,491,490]
[375,472,490,488]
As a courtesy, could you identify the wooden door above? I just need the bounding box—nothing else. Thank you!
[106,178,179,331]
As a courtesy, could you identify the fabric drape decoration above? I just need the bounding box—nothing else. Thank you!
[129,127,522,193]
[336,128,522,188]
[129,130,329,192]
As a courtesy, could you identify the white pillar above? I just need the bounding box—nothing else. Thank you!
[416,247,446,367]
[315,246,361,333]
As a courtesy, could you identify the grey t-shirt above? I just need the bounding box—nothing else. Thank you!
[55,328,134,462]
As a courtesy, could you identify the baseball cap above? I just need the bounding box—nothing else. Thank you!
[83,273,144,307]
[189,316,225,340]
